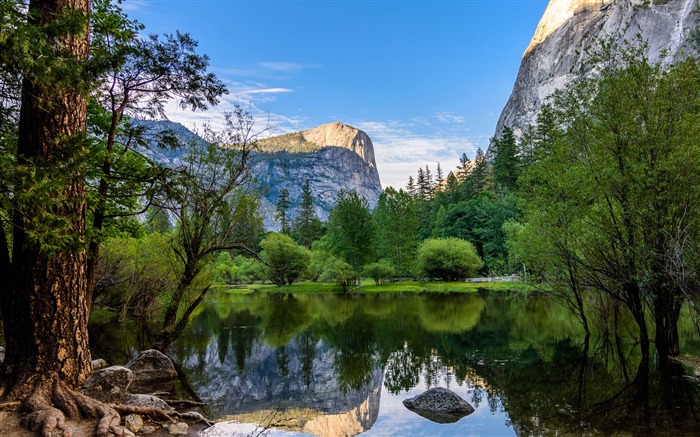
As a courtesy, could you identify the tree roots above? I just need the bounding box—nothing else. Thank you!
[8,377,197,436]
[19,379,129,436]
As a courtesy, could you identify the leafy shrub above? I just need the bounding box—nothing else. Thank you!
[319,256,355,292]
[417,238,483,281]
[363,260,396,285]
[213,252,264,284]
[260,232,311,286]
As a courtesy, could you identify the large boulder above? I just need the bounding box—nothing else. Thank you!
[82,366,133,403]
[402,387,474,424]
[125,349,178,393]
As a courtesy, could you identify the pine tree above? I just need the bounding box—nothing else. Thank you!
[436,162,444,186]
[276,188,291,234]
[470,148,489,196]
[424,165,433,194]
[406,176,416,196]
[0,0,121,433]
[416,167,427,199]
[292,179,322,248]
[457,152,471,180]
[492,126,519,190]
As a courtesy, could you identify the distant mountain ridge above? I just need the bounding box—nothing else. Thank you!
[495,0,700,140]
[135,120,382,229]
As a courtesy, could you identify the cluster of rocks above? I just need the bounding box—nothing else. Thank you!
[83,349,197,436]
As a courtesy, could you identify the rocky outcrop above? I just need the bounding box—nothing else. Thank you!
[495,0,700,139]
[260,121,377,169]
[256,122,382,228]
[254,146,382,227]
[301,122,377,169]
[402,387,474,424]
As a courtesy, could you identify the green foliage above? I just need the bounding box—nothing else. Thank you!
[275,188,291,235]
[326,190,376,272]
[260,232,311,286]
[374,187,419,277]
[213,252,262,284]
[492,126,519,190]
[95,232,182,321]
[306,247,330,282]
[434,191,521,273]
[291,179,323,248]
[520,40,700,354]
[417,238,483,281]
[318,256,356,293]
[462,147,490,199]
[91,0,226,118]
[363,260,397,285]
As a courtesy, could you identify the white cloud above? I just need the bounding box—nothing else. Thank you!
[120,0,147,12]
[243,88,293,95]
[214,61,320,80]
[354,120,480,189]
[435,112,466,124]
[258,61,321,72]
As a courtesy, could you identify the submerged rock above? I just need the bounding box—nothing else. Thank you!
[402,387,474,424]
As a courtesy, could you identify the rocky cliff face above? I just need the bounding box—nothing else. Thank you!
[256,122,382,228]
[496,0,700,138]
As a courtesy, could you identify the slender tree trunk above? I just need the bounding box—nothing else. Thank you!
[3,0,92,396]
[627,282,650,359]
[86,108,124,309]
[654,286,682,357]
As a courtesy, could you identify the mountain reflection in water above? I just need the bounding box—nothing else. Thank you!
[90,290,700,436]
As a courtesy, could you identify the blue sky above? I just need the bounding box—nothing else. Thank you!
[123,0,549,188]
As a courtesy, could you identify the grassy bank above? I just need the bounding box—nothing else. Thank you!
[214,279,537,295]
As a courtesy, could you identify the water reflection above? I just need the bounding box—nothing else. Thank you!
[90,291,700,436]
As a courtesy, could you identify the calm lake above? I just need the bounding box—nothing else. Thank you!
[91,290,700,436]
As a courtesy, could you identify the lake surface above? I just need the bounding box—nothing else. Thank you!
[91,290,700,436]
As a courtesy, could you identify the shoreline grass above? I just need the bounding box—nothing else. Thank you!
[213,279,536,295]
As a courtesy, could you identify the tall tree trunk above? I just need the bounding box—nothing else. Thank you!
[3,0,91,396]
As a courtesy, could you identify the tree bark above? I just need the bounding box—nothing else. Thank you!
[3,0,92,396]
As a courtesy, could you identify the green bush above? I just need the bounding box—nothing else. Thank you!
[95,233,182,321]
[363,260,396,285]
[260,232,311,286]
[417,238,483,281]
[319,256,355,292]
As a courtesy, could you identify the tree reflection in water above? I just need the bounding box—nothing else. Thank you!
[89,290,700,436]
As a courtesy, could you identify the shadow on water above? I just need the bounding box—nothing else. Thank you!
[89,290,700,436]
